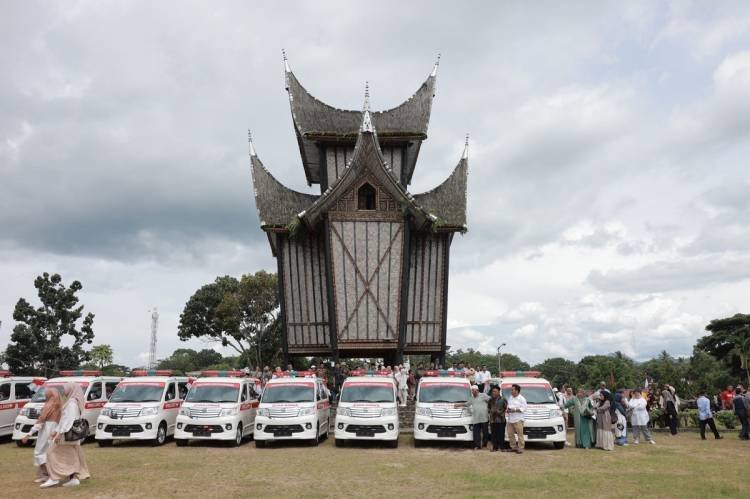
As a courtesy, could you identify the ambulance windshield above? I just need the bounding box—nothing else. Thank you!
[110,384,164,403]
[186,385,240,403]
[340,384,394,403]
[30,385,65,403]
[261,384,314,403]
[501,386,556,404]
[418,384,470,403]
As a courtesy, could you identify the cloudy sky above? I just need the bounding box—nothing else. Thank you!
[2,1,749,367]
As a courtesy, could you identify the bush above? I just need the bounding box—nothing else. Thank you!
[715,410,739,429]
[649,408,664,428]
[679,409,700,428]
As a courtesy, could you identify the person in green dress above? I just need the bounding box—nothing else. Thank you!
[564,388,596,449]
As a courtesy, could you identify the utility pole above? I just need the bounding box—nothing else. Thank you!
[148,308,159,369]
[496,343,506,376]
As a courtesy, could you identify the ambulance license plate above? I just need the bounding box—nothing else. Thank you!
[437,431,455,438]
[274,430,292,437]
[192,430,211,437]
[356,430,375,437]
[112,429,131,437]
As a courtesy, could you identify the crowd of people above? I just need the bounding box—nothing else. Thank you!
[20,382,90,488]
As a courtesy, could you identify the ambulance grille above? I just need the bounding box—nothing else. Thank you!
[430,407,464,419]
[524,407,551,420]
[268,407,299,418]
[109,407,142,419]
[349,407,382,418]
[188,407,222,418]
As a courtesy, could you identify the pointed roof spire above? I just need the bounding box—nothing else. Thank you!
[282,48,290,73]
[462,133,469,160]
[248,130,257,157]
[431,53,441,77]
[360,81,373,133]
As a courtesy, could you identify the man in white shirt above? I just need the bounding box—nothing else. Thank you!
[506,383,527,454]
[476,366,491,393]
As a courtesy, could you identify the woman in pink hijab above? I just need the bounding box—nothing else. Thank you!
[40,382,91,488]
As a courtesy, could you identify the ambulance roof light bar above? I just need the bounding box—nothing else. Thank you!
[423,370,470,378]
[0,370,10,377]
[501,371,541,378]
[277,370,316,378]
[349,369,393,377]
[131,369,173,377]
[59,370,102,377]
[201,370,245,378]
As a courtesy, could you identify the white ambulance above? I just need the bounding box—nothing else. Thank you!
[175,370,260,447]
[490,371,566,449]
[254,371,330,447]
[413,370,473,446]
[334,370,398,447]
[1,371,44,441]
[95,370,189,446]
[12,370,119,444]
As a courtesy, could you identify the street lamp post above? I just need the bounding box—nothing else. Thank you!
[496,343,506,376]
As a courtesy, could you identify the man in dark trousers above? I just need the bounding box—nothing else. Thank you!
[488,385,509,452]
[733,387,750,440]
[696,390,722,440]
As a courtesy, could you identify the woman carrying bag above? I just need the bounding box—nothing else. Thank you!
[40,382,91,488]
[21,387,63,483]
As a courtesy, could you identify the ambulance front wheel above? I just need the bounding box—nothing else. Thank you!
[231,424,243,447]
[310,428,320,447]
[553,441,565,450]
[97,439,113,447]
[389,438,399,448]
[153,422,167,446]
[255,439,266,448]
[335,439,344,447]
[175,438,188,447]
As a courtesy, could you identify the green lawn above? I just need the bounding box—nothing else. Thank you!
[2,432,748,498]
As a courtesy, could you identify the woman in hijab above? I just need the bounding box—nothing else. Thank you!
[21,387,63,483]
[595,390,615,451]
[614,390,629,446]
[564,388,595,449]
[40,383,91,488]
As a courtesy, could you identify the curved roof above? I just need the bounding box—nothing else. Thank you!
[249,147,319,227]
[413,151,468,229]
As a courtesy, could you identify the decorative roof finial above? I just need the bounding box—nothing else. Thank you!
[248,129,257,157]
[431,53,441,77]
[462,133,469,160]
[282,48,290,73]
[361,81,373,132]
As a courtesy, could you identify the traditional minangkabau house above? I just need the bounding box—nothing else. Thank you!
[249,53,467,365]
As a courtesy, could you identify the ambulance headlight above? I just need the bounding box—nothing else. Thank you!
[460,408,471,418]
[20,407,30,417]
[220,408,238,417]
[140,407,158,417]
[336,407,351,417]
[415,407,432,417]
[179,407,189,416]
[380,408,396,417]
[100,408,112,417]
[298,407,315,416]
[550,408,563,418]
[257,408,269,417]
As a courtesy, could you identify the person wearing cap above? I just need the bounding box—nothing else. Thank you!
[455,385,490,450]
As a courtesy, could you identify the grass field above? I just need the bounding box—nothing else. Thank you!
[2,432,748,498]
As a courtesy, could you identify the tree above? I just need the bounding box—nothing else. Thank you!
[696,313,750,384]
[686,350,731,396]
[178,272,279,369]
[4,273,95,376]
[89,344,114,370]
[640,351,689,395]
[533,357,579,389]
[575,352,641,390]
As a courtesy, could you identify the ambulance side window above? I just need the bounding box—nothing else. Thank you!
[0,383,10,401]
[14,382,33,400]
[87,382,103,401]
[105,382,119,399]
[240,385,248,402]
[165,383,176,401]
[178,382,188,400]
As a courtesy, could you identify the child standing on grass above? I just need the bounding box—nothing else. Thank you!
[21,387,63,482]
[629,389,655,445]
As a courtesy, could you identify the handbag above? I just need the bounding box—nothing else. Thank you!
[64,419,87,442]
